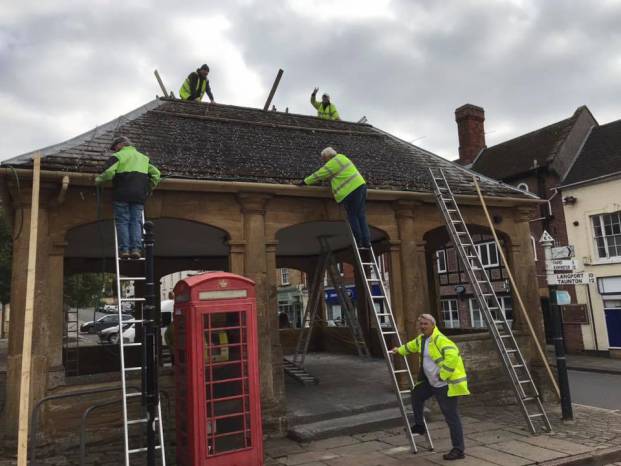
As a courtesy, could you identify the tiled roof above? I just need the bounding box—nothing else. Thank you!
[472,111,579,180]
[3,99,534,199]
[562,118,621,187]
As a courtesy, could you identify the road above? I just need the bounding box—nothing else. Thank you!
[569,369,621,411]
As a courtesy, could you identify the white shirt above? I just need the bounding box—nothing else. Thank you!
[422,337,448,388]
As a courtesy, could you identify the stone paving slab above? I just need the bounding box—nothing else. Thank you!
[467,445,532,466]
[488,439,569,462]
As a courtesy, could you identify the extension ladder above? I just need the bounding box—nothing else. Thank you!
[429,168,552,434]
[350,232,433,453]
[63,306,80,376]
[113,219,166,465]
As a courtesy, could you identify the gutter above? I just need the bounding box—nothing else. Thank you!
[559,171,621,190]
[0,168,543,207]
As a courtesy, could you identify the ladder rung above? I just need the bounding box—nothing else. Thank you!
[529,413,545,418]
[512,364,524,369]
[399,389,411,395]
[119,257,146,262]
[366,277,381,281]
[382,331,397,335]
[120,277,146,281]
[121,297,145,302]
[125,366,142,371]
[127,418,148,425]
[393,369,409,374]
[124,342,142,347]
[126,393,142,398]
[372,295,386,299]
[129,446,161,454]
[523,396,536,402]
[500,334,511,338]
[447,209,457,212]
[518,380,531,384]
[506,349,518,353]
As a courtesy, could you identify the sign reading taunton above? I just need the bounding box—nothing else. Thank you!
[547,272,595,286]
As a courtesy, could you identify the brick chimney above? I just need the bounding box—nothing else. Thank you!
[455,104,486,165]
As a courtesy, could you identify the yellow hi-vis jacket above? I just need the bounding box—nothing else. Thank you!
[396,326,470,397]
[311,95,340,120]
[304,153,366,203]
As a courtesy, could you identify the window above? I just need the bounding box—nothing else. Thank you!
[592,212,621,259]
[280,268,290,285]
[469,296,513,328]
[517,182,529,192]
[475,241,499,268]
[469,299,486,328]
[436,250,447,273]
[441,299,460,328]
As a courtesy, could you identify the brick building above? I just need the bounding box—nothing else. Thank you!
[0,98,544,437]
[455,104,596,350]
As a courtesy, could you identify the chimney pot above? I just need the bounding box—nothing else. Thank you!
[455,104,486,165]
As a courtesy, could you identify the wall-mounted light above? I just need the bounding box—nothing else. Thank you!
[573,220,579,226]
[563,196,577,205]
[454,285,466,297]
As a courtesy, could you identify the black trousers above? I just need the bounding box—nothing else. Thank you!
[412,381,465,452]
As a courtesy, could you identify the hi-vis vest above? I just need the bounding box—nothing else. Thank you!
[304,153,366,203]
[310,95,340,120]
[179,73,207,100]
[397,326,470,397]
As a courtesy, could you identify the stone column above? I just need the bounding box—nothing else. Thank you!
[237,193,286,434]
[47,236,67,389]
[395,202,431,341]
[388,240,410,386]
[4,199,51,434]
[228,240,246,275]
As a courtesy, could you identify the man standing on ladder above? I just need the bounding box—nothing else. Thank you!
[300,147,370,247]
[96,136,160,259]
[179,64,215,103]
[391,314,469,461]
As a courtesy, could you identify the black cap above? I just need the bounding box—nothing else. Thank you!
[199,64,210,71]
[109,136,131,150]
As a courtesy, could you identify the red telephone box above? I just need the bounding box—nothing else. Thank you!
[173,272,263,466]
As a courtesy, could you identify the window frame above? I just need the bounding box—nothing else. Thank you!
[280,268,290,286]
[475,241,499,268]
[440,298,460,328]
[591,212,621,260]
[436,249,447,273]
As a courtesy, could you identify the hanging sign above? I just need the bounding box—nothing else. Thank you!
[551,245,575,259]
[547,272,595,285]
[546,259,578,272]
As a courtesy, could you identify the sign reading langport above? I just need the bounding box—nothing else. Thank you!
[547,272,595,285]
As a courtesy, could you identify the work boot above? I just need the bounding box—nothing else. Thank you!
[410,424,426,435]
[442,448,465,460]
[119,251,130,260]
[130,250,142,259]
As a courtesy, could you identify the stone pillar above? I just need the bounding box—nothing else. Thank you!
[395,202,431,341]
[237,193,286,434]
[228,240,246,275]
[4,200,51,435]
[47,237,67,388]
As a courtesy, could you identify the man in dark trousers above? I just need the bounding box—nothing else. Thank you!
[391,314,469,461]
[96,136,160,259]
[179,64,215,103]
[301,147,370,247]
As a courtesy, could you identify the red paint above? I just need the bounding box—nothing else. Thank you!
[173,272,263,466]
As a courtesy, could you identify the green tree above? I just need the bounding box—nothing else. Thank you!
[64,273,115,309]
[0,208,12,305]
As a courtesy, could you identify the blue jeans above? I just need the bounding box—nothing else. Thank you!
[412,381,465,452]
[341,185,370,247]
[113,202,144,253]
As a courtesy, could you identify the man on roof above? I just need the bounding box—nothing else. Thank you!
[179,64,215,103]
[310,88,340,120]
[301,147,370,248]
[95,136,160,259]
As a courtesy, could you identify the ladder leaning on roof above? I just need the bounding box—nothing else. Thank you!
[113,217,166,465]
[349,229,434,453]
[429,167,552,434]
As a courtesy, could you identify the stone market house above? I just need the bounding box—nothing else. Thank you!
[0,98,545,439]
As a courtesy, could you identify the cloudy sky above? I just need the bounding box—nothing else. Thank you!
[2,0,621,162]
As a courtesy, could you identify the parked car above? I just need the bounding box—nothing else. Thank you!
[80,313,132,334]
[95,304,118,314]
[98,321,136,344]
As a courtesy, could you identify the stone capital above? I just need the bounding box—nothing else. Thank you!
[227,240,247,254]
[265,240,279,253]
[394,200,421,220]
[388,239,402,252]
[515,206,536,223]
[238,193,272,214]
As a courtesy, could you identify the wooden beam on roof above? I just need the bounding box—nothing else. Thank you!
[153,69,170,98]
[17,155,41,466]
[263,69,284,111]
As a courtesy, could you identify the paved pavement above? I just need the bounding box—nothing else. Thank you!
[565,353,621,375]
[266,403,621,465]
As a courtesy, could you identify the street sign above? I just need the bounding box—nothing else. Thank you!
[547,272,595,285]
[551,245,575,259]
[546,259,578,272]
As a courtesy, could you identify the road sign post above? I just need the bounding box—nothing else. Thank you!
[540,231,573,421]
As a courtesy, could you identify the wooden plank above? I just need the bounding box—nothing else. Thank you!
[472,175,560,400]
[17,155,41,466]
[263,68,284,111]
[153,69,169,97]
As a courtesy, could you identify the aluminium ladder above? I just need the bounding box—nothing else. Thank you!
[349,232,433,453]
[113,219,166,465]
[429,167,552,434]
